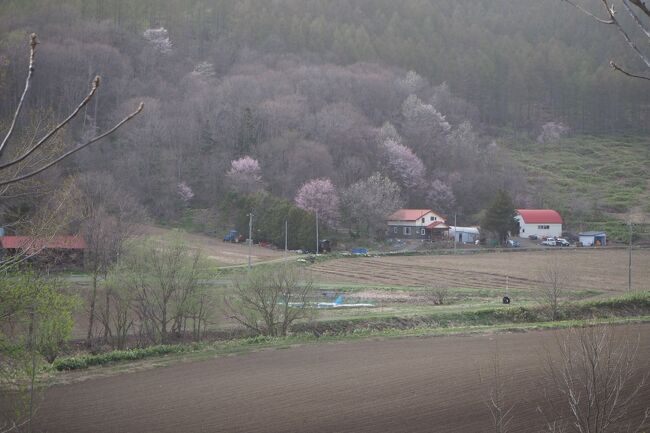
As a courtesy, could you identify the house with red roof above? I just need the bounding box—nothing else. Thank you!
[387,209,449,241]
[515,209,563,239]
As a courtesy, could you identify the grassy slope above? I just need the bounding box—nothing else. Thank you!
[504,135,650,239]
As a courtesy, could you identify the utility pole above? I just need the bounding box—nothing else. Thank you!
[315,211,319,254]
[284,219,288,258]
[628,221,632,292]
[453,212,457,254]
[248,212,253,270]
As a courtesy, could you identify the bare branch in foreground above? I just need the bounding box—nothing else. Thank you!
[0,102,144,187]
[610,61,650,80]
[0,33,144,189]
[0,76,101,171]
[561,0,614,24]
[0,34,38,158]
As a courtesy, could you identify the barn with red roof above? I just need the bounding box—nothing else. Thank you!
[387,209,449,241]
[515,209,563,239]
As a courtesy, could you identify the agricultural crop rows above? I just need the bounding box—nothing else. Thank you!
[310,250,650,294]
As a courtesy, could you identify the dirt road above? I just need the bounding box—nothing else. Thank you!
[29,325,650,432]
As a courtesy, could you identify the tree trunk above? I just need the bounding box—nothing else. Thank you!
[103,287,111,343]
[86,273,98,347]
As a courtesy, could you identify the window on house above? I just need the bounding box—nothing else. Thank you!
[537,225,550,230]
[421,217,425,223]
[430,216,436,221]
[393,227,398,233]
[404,227,411,235]
[421,228,426,235]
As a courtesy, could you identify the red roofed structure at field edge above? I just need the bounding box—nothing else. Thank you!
[0,235,87,269]
[386,209,449,241]
[515,209,562,239]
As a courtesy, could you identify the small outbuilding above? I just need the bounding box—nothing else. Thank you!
[515,209,563,239]
[449,226,480,243]
[578,231,606,247]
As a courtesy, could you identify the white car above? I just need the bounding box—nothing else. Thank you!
[541,238,557,246]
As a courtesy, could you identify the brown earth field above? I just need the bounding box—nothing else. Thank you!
[310,249,650,294]
[24,324,650,433]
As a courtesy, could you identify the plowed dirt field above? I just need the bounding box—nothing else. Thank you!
[311,249,650,294]
[29,324,650,433]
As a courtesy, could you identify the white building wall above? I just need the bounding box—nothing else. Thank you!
[387,211,445,228]
[579,235,595,246]
[516,216,562,238]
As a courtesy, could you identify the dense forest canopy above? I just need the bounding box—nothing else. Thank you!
[3,0,648,133]
[0,0,648,226]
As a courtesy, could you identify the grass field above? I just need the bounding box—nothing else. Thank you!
[505,136,650,216]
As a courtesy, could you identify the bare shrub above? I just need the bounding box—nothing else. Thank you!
[479,345,516,433]
[224,265,314,337]
[424,286,449,305]
[540,325,649,433]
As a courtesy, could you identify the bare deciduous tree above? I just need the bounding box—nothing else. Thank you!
[225,265,314,337]
[540,325,649,433]
[537,257,570,321]
[124,236,211,345]
[76,172,146,347]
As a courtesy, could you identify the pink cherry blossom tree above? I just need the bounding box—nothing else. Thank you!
[177,182,194,202]
[381,138,426,189]
[226,156,264,194]
[294,178,340,227]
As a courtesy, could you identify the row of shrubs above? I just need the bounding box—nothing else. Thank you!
[53,344,193,371]
[293,291,650,335]
[54,292,650,371]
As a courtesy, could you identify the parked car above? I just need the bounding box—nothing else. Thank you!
[506,239,520,247]
[528,234,538,240]
[541,238,557,246]
[556,238,570,247]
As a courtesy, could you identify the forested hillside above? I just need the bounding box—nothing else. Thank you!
[0,0,648,229]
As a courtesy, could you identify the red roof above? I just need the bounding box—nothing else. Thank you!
[0,236,87,251]
[425,221,447,229]
[388,209,433,221]
[516,209,563,224]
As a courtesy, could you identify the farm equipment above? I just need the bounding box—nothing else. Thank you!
[319,239,331,253]
[223,229,240,242]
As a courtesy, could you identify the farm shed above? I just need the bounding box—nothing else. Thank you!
[0,235,87,269]
[449,226,480,243]
[387,209,449,241]
[579,231,606,247]
[515,209,562,239]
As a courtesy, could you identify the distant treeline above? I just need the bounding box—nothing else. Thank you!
[3,0,649,134]
[0,0,646,227]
